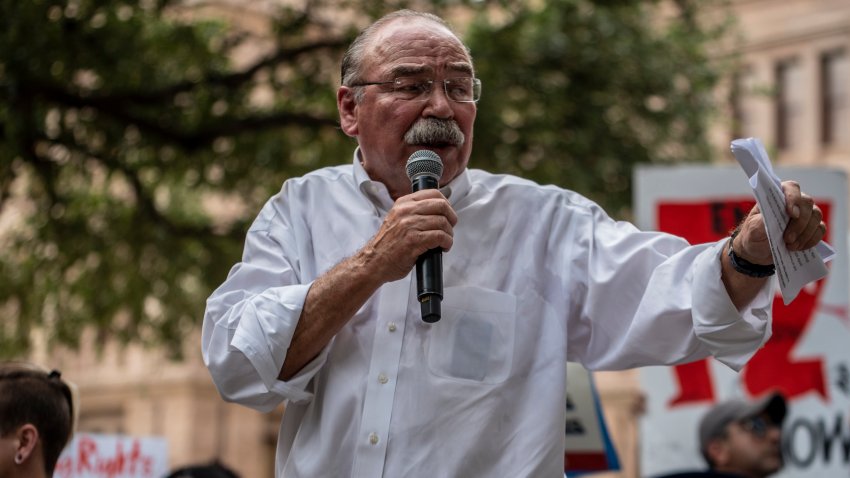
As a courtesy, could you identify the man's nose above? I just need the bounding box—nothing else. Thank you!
[766,425,782,442]
[423,81,454,118]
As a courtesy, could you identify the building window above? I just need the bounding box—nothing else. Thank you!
[731,66,757,139]
[821,49,849,147]
[77,407,125,434]
[775,58,804,151]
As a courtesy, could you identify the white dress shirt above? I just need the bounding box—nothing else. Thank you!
[202,150,774,477]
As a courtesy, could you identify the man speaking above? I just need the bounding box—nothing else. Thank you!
[202,10,826,477]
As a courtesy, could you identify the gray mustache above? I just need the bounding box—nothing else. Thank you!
[404,118,465,146]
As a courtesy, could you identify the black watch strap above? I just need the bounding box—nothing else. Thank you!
[727,229,776,278]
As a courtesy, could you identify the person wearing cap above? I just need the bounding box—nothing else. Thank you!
[202,9,825,478]
[657,392,787,478]
[0,361,77,478]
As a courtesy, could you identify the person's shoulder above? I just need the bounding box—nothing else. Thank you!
[287,164,354,187]
[467,168,545,191]
[275,164,357,199]
[653,471,745,478]
[466,168,599,210]
[251,164,354,228]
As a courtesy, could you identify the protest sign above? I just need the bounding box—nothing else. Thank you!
[635,164,849,477]
[55,433,169,478]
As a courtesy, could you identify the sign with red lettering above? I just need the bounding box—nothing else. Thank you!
[635,165,849,477]
[54,433,169,478]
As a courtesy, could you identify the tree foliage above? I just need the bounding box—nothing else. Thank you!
[0,0,728,357]
[0,0,353,357]
[467,0,726,216]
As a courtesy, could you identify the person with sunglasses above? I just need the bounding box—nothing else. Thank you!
[658,392,787,478]
[0,362,77,478]
[202,9,824,477]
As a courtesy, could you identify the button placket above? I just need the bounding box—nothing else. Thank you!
[350,276,412,477]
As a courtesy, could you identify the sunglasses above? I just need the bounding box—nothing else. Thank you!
[739,415,779,438]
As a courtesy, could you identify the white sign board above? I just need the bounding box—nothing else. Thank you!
[635,165,849,477]
[564,362,620,475]
[54,433,169,478]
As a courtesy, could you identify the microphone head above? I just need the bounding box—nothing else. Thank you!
[406,150,443,182]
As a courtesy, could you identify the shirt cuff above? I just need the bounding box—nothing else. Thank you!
[230,283,327,404]
[691,240,775,371]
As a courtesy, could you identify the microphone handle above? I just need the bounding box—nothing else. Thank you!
[412,175,442,323]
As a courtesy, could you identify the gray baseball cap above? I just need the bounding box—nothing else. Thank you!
[698,392,787,451]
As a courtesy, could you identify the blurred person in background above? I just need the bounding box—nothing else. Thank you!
[657,392,787,478]
[166,461,240,478]
[0,362,77,478]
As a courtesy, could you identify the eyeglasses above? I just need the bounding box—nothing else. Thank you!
[739,415,778,438]
[350,77,482,103]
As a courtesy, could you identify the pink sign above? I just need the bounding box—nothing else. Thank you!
[54,433,169,478]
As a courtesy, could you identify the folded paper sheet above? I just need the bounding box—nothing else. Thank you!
[730,137,835,304]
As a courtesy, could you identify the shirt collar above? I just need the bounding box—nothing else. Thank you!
[352,148,472,213]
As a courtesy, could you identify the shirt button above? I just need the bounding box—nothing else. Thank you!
[388,322,397,332]
[378,373,388,384]
[369,433,379,445]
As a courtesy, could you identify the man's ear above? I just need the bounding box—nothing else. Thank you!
[706,438,731,467]
[15,424,39,463]
[337,86,359,137]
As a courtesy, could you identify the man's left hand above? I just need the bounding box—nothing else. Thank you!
[732,180,826,265]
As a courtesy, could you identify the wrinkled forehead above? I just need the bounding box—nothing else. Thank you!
[363,18,473,78]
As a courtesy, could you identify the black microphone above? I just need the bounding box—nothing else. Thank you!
[406,150,444,323]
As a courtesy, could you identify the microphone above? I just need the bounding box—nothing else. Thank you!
[406,150,444,323]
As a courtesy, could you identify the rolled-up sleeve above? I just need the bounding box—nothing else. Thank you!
[201,191,327,412]
[567,202,774,372]
[691,240,774,371]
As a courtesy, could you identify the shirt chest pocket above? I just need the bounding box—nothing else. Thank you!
[425,286,517,384]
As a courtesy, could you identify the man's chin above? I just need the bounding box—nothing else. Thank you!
[764,455,784,473]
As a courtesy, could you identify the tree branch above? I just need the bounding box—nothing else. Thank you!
[25,78,339,150]
[81,38,350,104]
[31,132,247,242]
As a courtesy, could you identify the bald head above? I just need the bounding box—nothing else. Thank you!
[340,10,468,89]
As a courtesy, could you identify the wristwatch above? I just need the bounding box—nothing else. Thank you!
[727,229,776,278]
